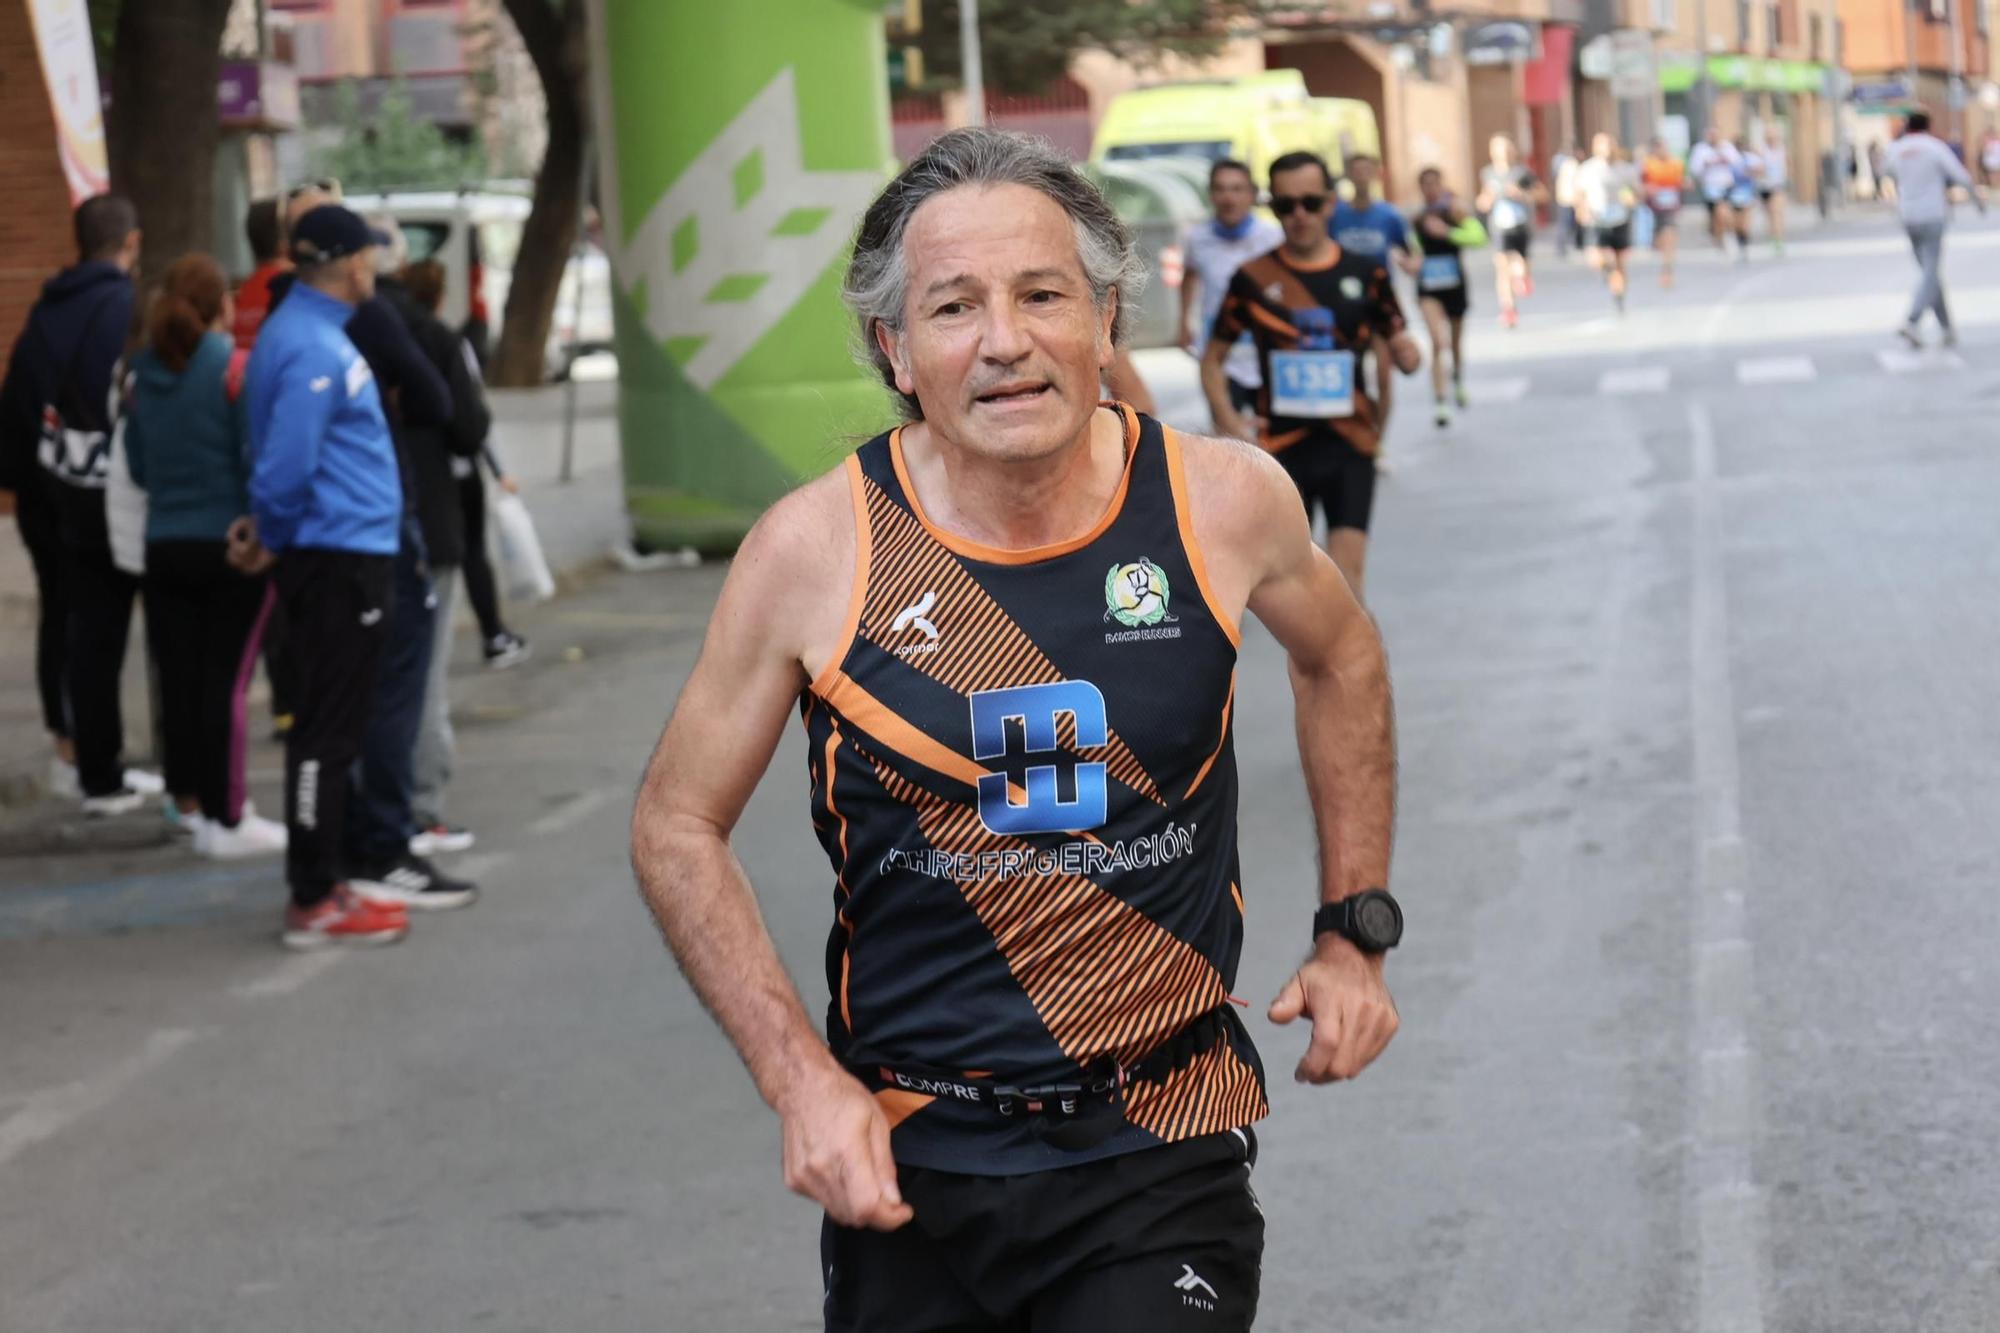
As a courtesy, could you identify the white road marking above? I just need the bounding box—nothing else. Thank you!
[1876,346,1968,374]
[1735,355,1816,385]
[1687,402,1768,1333]
[527,790,611,836]
[0,1028,204,1168]
[1466,376,1532,403]
[1599,365,1672,395]
[230,951,344,999]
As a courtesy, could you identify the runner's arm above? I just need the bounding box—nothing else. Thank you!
[1184,436,1398,1082]
[1179,229,1202,351]
[1370,266,1422,375]
[1200,281,1259,440]
[631,484,913,1231]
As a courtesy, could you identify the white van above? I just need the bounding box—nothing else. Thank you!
[345,189,614,381]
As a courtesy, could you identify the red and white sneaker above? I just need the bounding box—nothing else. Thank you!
[281,885,410,951]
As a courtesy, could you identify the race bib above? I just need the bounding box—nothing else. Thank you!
[1269,349,1356,419]
[1651,188,1681,210]
[1419,255,1462,292]
[1728,184,1756,208]
[1489,199,1525,231]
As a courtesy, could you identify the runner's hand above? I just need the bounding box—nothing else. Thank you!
[1388,332,1423,376]
[778,1064,914,1231]
[1225,411,1265,444]
[1267,933,1399,1084]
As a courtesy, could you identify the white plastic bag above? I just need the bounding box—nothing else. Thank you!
[491,488,555,603]
[104,412,147,576]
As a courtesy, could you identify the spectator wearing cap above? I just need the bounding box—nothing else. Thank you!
[241,204,414,948]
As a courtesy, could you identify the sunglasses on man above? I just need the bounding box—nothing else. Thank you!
[1270,193,1329,216]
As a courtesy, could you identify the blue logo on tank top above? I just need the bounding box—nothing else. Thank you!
[968,682,1109,835]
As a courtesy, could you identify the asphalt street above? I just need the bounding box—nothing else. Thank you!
[5,205,2000,1331]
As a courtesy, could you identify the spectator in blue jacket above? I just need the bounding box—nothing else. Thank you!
[242,205,415,950]
[125,252,289,860]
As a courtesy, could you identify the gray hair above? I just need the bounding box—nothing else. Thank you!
[842,128,1146,420]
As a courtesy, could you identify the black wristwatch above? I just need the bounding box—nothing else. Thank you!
[1312,890,1403,953]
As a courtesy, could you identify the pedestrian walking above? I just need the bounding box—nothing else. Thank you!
[1575,134,1640,313]
[1329,153,1410,441]
[0,194,162,813]
[1641,139,1686,288]
[1885,111,1986,348]
[1178,158,1281,431]
[1475,135,1544,328]
[1979,128,2000,187]
[1205,150,1423,598]
[390,256,494,856]
[124,253,287,858]
[1405,167,1479,427]
[632,127,1401,1333]
[243,204,414,948]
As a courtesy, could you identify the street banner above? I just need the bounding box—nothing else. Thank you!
[584,0,895,551]
[22,0,110,204]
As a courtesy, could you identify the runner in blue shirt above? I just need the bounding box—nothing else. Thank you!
[1328,154,1409,447]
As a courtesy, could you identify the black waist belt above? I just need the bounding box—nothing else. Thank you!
[849,1007,1231,1151]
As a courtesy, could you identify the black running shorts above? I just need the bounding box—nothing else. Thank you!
[822,1130,1263,1333]
[1589,221,1633,252]
[1421,284,1469,320]
[1277,432,1378,534]
[1499,225,1532,257]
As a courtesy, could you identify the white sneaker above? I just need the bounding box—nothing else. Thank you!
[1897,322,1923,349]
[1942,328,1959,349]
[196,812,288,859]
[81,787,146,817]
[48,757,80,799]
[122,768,165,796]
[1433,402,1453,428]
[165,802,209,841]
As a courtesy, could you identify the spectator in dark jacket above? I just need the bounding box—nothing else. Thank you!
[389,258,491,850]
[0,193,160,812]
[125,252,287,858]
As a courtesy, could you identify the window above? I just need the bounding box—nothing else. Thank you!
[1768,3,1782,46]
[1738,0,1753,46]
[1652,0,1676,27]
[1810,13,1823,58]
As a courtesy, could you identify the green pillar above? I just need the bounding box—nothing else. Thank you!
[585,0,897,552]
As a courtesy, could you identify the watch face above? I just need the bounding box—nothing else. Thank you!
[1355,895,1401,947]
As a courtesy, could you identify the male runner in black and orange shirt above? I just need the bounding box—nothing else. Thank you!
[1199,150,1421,601]
[632,129,1401,1332]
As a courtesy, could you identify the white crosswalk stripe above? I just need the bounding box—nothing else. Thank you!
[1599,366,1672,395]
[1876,347,1967,374]
[1736,355,1817,385]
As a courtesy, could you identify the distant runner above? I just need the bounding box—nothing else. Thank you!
[1689,127,1747,255]
[1886,110,1986,348]
[1641,138,1685,289]
[1205,150,1423,598]
[1329,153,1410,439]
[1476,135,1543,329]
[1405,167,1478,428]
[1181,158,1283,430]
[1574,134,1639,314]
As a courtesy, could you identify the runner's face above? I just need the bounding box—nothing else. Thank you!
[1210,170,1255,225]
[1270,164,1331,252]
[885,183,1113,462]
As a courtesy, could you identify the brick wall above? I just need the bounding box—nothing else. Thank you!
[0,3,84,367]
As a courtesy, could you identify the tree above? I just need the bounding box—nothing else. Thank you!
[312,82,488,194]
[94,0,235,280]
[911,0,1232,94]
[490,0,589,388]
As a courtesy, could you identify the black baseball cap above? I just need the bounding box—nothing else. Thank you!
[290,204,390,264]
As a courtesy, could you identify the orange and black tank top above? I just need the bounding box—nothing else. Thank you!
[801,404,1269,1175]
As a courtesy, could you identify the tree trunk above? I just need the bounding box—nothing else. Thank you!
[107,0,233,286]
[491,0,590,388]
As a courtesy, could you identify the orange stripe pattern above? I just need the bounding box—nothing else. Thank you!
[857,477,1162,805]
[871,758,1228,1070]
[1122,1033,1268,1141]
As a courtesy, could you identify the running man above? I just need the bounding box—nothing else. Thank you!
[1328,153,1410,437]
[1475,135,1544,328]
[1406,167,1474,427]
[1204,150,1423,598]
[1180,158,1282,430]
[1688,126,1746,253]
[631,128,1401,1333]
[1641,138,1686,288]
[1885,110,1986,348]
[1574,134,1639,313]
[1758,128,1790,254]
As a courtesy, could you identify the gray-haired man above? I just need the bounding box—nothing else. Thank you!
[630,128,1402,1331]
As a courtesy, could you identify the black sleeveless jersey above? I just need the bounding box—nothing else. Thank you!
[800,404,1268,1175]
